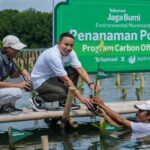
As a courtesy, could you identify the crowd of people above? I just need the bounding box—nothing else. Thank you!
[0,33,149,132]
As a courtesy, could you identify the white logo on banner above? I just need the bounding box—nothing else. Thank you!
[129,56,136,64]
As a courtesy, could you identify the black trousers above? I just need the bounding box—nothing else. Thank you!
[36,66,79,102]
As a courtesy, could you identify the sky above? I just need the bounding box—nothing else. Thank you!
[0,0,60,13]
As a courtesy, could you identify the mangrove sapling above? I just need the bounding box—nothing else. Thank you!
[121,87,127,100]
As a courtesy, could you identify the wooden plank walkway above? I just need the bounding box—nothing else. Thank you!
[0,100,145,123]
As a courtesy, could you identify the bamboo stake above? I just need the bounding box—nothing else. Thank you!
[41,135,49,150]
[116,73,121,89]
[132,73,135,86]
[140,73,144,88]
[8,127,12,147]
[61,87,76,128]
[97,80,101,97]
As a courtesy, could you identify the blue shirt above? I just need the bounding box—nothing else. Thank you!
[0,51,17,81]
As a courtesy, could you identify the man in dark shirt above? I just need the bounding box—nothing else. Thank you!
[0,35,31,113]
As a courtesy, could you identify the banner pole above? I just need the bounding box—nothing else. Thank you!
[52,0,55,46]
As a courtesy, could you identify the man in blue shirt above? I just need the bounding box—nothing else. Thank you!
[0,35,31,113]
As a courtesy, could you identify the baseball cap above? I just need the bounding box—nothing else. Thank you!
[134,100,150,111]
[3,35,27,50]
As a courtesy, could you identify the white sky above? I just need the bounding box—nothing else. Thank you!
[0,0,53,12]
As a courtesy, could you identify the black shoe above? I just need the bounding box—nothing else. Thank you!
[29,98,47,112]
[59,102,81,110]
[0,104,22,113]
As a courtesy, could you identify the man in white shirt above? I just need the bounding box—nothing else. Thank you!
[92,98,150,132]
[31,32,95,111]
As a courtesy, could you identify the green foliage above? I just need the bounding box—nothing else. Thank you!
[99,119,107,137]
[0,8,52,48]
[0,40,2,48]
[136,87,144,101]
[92,121,124,137]
[121,87,127,100]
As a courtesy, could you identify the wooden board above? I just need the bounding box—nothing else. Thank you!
[0,100,145,123]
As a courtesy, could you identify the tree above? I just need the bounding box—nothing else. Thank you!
[0,8,52,48]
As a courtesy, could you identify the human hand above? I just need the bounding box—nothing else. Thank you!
[24,80,32,92]
[17,81,32,90]
[21,69,31,81]
[80,97,93,108]
[91,97,105,107]
[94,108,105,117]
[89,82,95,91]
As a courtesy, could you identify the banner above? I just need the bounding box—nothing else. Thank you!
[55,0,150,72]
[8,127,32,144]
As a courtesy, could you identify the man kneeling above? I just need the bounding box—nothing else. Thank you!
[31,32,95,111]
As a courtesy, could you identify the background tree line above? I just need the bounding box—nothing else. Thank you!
[0,8,52,48]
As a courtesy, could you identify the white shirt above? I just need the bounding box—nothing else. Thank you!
[31,45,81,89]
[131,122,150,132]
